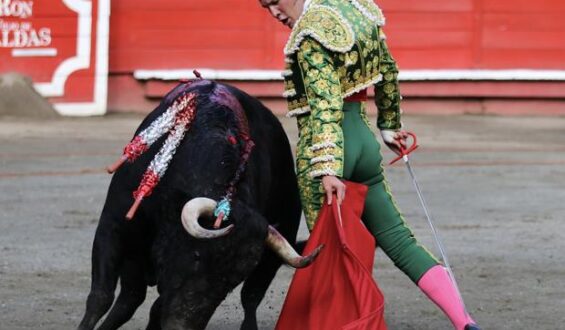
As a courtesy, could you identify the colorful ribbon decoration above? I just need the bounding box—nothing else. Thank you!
[106,91,198,220]
[107,79,255,223]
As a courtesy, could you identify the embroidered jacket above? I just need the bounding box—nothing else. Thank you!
[283,0,402,178]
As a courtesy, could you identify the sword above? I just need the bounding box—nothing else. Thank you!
[389,132,469,312]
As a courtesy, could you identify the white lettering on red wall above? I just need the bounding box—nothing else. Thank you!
[0,0,53,53]
[0,0,33,18]
[0,0,110,116]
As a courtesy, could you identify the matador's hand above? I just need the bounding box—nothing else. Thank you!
[321,175,346,205]
[381,129,409,156]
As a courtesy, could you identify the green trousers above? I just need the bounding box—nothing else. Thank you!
[328,102,438,283]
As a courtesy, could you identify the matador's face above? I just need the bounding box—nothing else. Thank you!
[259,0,305,28]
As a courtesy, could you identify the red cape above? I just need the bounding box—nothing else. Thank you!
[276,181,387,330]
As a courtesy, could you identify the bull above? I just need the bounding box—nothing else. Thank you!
[77,79,321,330]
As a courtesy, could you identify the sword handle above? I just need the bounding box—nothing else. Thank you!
[389,131,419,165]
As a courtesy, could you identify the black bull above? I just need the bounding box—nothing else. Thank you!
[78,80,321,330]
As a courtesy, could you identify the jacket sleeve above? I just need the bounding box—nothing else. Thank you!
[297,37,344,178]
[374,33,402,130]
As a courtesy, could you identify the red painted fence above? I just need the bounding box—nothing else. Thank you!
[109,0,565,72]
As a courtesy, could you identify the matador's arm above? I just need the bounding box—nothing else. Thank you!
[375,32,402,131]
[297,37,345,178]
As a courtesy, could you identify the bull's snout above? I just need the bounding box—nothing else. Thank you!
[181,198,234,239]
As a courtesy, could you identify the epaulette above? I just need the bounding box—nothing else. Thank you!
[283,5,355,55]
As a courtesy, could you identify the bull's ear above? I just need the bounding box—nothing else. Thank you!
[226,200,269,236]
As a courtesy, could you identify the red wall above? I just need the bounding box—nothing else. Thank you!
[385,0,565,69]
[109,0,280,72]
[109,0,565,73]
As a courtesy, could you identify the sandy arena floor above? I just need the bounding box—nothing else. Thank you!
[1,113,564,329]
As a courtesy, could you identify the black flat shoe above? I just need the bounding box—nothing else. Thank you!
[464,324,481,330]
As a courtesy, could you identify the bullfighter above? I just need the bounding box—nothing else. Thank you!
[258,0,481,329]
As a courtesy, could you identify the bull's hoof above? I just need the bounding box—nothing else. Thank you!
[465,324,481,330]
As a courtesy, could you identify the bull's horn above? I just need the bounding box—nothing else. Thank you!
[181,197,234,239]
[265,225,323,268]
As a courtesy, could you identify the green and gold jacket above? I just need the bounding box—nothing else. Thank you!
[283,0,402,179]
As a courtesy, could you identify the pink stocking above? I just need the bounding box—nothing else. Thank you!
[417,265,475,330]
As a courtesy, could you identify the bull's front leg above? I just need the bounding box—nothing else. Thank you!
[240,249,281,330]
[78,218,124,330]
[146,296,162,330]
[96,257,148,330]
